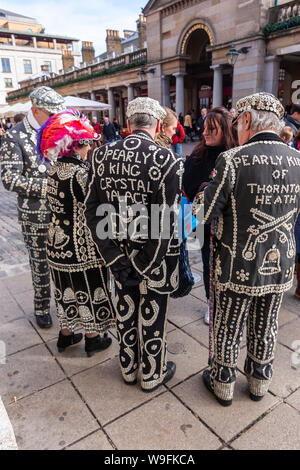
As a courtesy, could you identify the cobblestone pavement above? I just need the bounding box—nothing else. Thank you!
[0,147,300,450]
[0,181,30,279]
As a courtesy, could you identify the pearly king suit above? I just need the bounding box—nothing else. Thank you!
[200,131,300,401]
[85,130,183,390]
[0,116,51,317]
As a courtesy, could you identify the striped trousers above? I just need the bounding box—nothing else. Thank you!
[210,287,283,401]
[21,223,51,316]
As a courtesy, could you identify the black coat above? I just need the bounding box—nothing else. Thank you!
[183,145,226,202]
[102,122,116,141]
[0,117,50,227]
[85,130,184,294]
[203,132,300,296]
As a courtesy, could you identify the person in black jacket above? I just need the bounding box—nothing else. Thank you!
[85,97,183,392]
[102,116,116,143]
[196,92,300,406]
[183,107,237,325]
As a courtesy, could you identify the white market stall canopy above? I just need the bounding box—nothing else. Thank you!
[0,96,111,118]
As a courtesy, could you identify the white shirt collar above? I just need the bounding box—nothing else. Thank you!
[27,109,41,131]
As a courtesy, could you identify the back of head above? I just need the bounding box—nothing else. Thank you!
[127,97,166,131]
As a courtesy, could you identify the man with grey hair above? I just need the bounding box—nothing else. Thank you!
[1,86,65,329]
[85,97,183,392]
[194,92,300,406]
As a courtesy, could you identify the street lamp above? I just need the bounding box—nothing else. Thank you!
[226,43,251,66]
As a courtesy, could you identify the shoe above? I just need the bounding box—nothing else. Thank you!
[202,370,232,407]
[35,313,52,329]
[123,379,138,386]
[204,305,210,325]
[85,333,112,357]
[57,331,83,352]
[249,393,264,402]
[142,361,176,393]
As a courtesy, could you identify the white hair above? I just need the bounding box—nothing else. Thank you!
[240,109,284,134]
[128,113,158,129]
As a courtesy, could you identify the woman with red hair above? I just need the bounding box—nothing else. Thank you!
[37,109,115,356]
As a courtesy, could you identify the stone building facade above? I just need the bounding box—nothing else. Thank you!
[143,0,300,113]
[5,1,300,123]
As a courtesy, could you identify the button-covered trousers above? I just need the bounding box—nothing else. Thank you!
[114,281,169,390]
[21,223,51,316]
[210,287,283,401]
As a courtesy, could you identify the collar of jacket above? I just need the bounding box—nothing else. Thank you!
[246,131,283,145]
[129,129,154,142]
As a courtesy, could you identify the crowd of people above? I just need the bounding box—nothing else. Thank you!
[0,85,299,407]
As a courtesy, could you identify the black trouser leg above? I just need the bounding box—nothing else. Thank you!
[201,225,211,300]
[22,223,51,316]
[244,293,283,397]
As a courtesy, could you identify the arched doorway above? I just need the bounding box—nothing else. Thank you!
[170,23,233,116]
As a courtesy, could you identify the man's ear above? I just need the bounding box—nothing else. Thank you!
[127,119,131,133]
[155,119,160,134]
[244,112,251,131]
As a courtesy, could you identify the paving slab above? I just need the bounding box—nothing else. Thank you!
[190,262,203,273]
[231,403,300,450]
[278,318,300,350]
[0,298,26,326]
[286,388,300,412]
[182,319,209,349]
[105,392,221,450]
[238,344,300,398]
[168,296,206,328]
[172,372,281,443]
[190,285,207,302]
[0,318,42,356]
[72,356,165,426]
[6,380,98,450]
[278,307,299,328]
[67,430,114,450]
[47,332,119,377]
[0,344,65,406]
[282,289,300,317]
[3,273,33,295]
[166,328,208,387]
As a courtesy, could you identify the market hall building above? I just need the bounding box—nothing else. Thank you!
[143,0,300,115]
[4,0,300,124]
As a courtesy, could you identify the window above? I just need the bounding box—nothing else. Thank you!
[23,59,32,74]
[42,61,52,72]
[4,78,13,88]
[1,58,11,73]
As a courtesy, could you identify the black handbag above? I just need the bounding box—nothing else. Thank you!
[170,238,194,298]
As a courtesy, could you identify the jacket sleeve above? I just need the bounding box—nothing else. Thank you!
[0,131,47,199]
[178,123,185,143]
[202,151,234,224]
[131,157,184,279]
[84,156,125,268]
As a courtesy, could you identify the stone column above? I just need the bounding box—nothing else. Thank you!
[211,65,223,107]
[108,88,115,121]
[53,39,57,50]
[264,56,280,97]
[90,91,97,119]
[11,34,15,46]
[162,75,170,107]
[127,84,134,102]
[173,72,186,116]
[33,36,37,48]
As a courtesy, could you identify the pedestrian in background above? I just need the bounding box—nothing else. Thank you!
[171,121,185,158]
[184,111,194,142]
[102,116,117,143]
[113,117,123,140]
[196,108,207,140]
[155,107,178,150]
